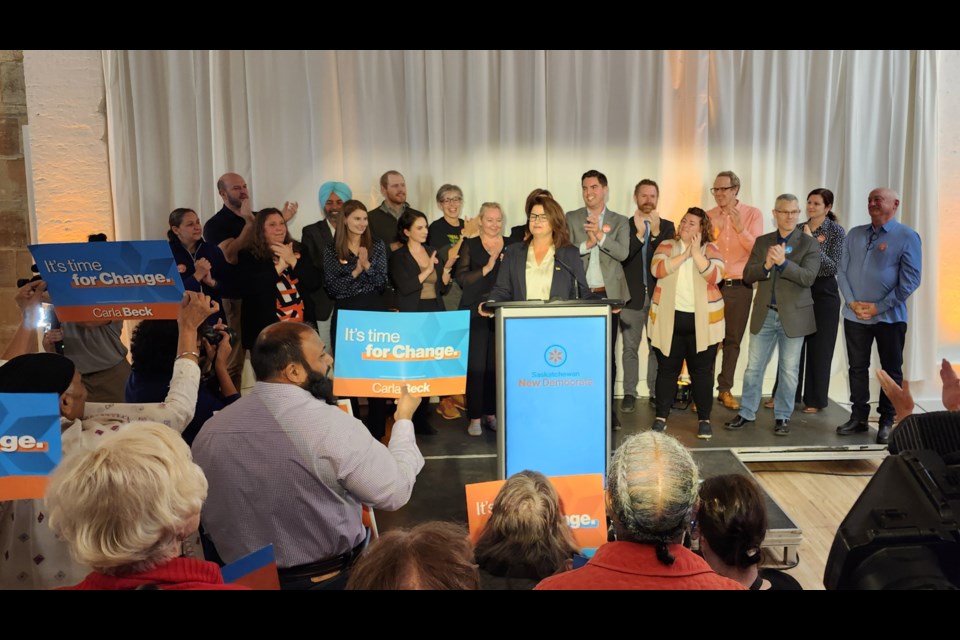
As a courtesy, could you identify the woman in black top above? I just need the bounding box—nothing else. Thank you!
[226,208,321,350]
[389,209,458,434]
[322,200,390,439]
[456,202,511,436]
[695,474,802,590]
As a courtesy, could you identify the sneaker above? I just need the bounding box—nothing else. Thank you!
[718,390,741,411]
[467,421,482,436]
[651,418,667,433]
[697,421,713,440]
[774,419,790,436]
[621,395,637,413]
[482,415,497,432]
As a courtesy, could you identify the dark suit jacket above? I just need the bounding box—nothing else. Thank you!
[622,217,676,310]
[487,243,594,303]
[299,219,335,321]
[743,229,821,338]
[388,244,452,312]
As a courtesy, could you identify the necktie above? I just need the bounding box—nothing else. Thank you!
[640,220,651,296]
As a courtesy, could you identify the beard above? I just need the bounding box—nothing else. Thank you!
[638,203,656,214]
[301,362,337,405]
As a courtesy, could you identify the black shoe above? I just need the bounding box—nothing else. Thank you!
[774,419,790,436]
[648,395,657,407]
[414,422,438,435]
[876,422,893,445]
[697,421,713,440]
[836,417,869,435]
[651,418,667,433]
[621,395,636,413]
[724,415,754,430]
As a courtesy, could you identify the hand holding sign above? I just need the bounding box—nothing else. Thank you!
[395,385,424,421]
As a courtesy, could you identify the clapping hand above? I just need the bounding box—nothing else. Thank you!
[357,246,371,272]
[462,216,481,239]
[281,201,299,222]
[941,358,960,411]
[194,257,212,283]
[877,369,914,423]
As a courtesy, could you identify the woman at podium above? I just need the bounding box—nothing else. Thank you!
[647,207,725,439]
[480,195,592,311]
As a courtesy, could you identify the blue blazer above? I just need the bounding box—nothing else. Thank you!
[487,243,595,303]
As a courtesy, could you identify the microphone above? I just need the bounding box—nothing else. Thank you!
[554,256,582,300]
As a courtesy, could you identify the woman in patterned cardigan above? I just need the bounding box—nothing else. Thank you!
[647,207,725,439]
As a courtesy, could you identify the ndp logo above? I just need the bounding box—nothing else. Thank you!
[544,345,567,367]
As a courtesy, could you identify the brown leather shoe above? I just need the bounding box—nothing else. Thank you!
[450,394,467,411]
[436,397,461,420]
[718,390,741,411]
[763,398,774,409]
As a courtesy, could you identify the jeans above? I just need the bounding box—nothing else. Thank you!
[620,303,658,397]
[739,310,805,421]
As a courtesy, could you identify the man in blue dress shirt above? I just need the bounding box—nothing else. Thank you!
[836,188,922,444]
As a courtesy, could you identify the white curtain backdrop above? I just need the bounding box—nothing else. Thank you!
[101,49,938,388]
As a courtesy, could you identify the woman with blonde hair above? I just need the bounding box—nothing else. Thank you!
[46,422,246,590]
[473,470,580,589]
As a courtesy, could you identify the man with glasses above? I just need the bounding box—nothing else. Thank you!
[836,188,922,444]
[566,169,631,431]
[706,170,763,411]
[725,194,820,436]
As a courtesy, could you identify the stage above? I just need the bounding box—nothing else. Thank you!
[374,396,880,561]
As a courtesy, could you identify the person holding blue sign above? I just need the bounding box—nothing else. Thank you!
[390,209,460,435]
[227,208,322,351]
[168,208,227,326]
[323,200,391,439]
[0,291,218,589]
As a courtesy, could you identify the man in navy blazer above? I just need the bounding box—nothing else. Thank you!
[566,170,631,430]
[725,194,821,436]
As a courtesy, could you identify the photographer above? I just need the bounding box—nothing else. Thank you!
[126,319,240,445]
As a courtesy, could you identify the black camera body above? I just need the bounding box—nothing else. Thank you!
[201,325,238,348]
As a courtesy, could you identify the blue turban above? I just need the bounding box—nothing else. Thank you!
[318,182,353,217]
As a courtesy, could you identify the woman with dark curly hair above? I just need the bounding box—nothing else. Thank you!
[695,474,802,590]
[647,207,725,439]
[125,319,239,445]
[225,208,322,350]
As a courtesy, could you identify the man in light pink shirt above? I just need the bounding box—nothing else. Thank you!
[706,170,763,411]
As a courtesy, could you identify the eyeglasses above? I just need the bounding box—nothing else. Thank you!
[710,186,737,195]
[774,209,801,215]
[529,213,548,222]
[866,229,880,250]
[441,197,463,204]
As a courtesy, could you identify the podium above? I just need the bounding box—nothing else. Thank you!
[487,299,621,480]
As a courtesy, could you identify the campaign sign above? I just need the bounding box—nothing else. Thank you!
[333,310,469,398]
[465,474,607,551]
[28,241,186,322]
[221,544,280,590]
[0,393,62,501]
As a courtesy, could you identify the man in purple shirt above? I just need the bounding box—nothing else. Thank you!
[836,188,922,444]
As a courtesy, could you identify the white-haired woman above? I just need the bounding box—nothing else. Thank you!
[46,422,246,590]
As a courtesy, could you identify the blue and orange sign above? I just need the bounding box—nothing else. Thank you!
[28,241,186,322]
[333,310,469,398]
[0,393,62,501]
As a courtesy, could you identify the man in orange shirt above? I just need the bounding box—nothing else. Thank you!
[706,171,763,411]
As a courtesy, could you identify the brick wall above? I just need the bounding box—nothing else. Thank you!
[0,50,30,348]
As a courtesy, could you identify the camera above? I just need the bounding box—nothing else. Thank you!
[201,325,237,348]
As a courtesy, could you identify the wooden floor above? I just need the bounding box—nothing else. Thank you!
[747,458,881,590]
